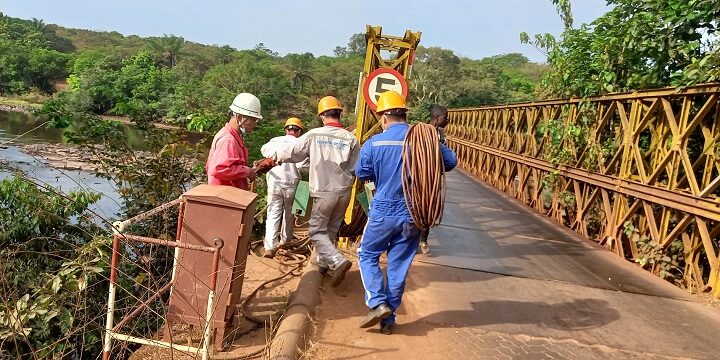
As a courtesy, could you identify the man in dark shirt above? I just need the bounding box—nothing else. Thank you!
[418,104,449,255]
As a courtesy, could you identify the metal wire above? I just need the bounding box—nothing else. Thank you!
[0,120,50,147]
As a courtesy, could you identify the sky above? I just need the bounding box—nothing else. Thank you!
[2,0,609,62]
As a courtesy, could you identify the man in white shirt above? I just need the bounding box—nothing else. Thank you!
[260,117,307,258]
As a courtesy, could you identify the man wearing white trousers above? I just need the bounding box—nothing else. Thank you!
[261,117,307,258]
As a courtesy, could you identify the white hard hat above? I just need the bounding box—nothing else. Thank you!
[229,93,263,119]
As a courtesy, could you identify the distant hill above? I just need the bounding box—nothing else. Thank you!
[48,24,222,62]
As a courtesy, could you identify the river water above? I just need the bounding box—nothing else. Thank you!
[1,110,122,221]
[1,110,213,224]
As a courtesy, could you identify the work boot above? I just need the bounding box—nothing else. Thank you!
[359,303,391,328]
[380,322,394,335]
[329,259,351,287]
[263,248,276,258]
[311,254,330,276]
[419,241,430,255]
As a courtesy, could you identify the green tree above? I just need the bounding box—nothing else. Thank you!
[284,53,316,92]
[27,48,72,93]
[334,33,366,57]
[111,51,174,120]
[0,40,28,94]
[311,55,364,117]
[480,53,544,101]
[553,0,573,29]
[64,50,122,113]
[146,34,188,68]
[0,176,107,358]
[192,50,293,126]
[0,14,71,94]
[525,0,720,97]
[215,44,236,65]
[410,46,461,105]
[252,42,279,57]
[29,17,48,34]
[452,60,511,107]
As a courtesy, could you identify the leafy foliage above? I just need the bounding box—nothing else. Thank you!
[524,0,720,97]
[623,221,683,284]
[110,51,175,120]
[146,34,190,68]
[409,49,546,121]
[0,176,109,357]
[14,15,548,130]
[333,33,366,57]
[0,13,72,94]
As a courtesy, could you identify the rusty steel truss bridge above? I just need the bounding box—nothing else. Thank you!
[445,84,720,297]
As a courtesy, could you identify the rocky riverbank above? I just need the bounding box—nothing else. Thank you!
[19,142,201,174]
[2,106,203,174]
[1,100,189,132]
[20,143,102,172]
[0,104,35,115]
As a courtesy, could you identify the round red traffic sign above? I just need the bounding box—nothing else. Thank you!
[362,68,408,111]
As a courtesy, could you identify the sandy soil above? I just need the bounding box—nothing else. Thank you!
[129,254,302,359]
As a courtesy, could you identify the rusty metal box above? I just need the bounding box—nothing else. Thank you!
[166,184,257,348]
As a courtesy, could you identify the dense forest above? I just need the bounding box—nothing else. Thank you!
[0,0,718,357]
[0,12,546,128]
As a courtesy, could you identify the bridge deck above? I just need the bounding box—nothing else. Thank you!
[310,171,720,359]
[429,170,690,299]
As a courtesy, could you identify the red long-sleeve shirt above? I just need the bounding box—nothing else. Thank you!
[206,123,251,190]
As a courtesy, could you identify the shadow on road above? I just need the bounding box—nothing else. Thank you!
[311,340,398,360]
[397,298,620,336]
[321,263,496,322]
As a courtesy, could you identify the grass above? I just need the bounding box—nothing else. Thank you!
[0,92,47,110]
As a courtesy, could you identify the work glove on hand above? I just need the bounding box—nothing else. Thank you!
[252,157,277,176]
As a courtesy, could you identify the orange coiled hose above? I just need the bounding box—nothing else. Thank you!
[401,122,447,231]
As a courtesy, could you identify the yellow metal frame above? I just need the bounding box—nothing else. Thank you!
[339,25,421,241]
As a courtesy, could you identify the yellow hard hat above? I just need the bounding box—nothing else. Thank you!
[284,117,303,129]
[375,91,407,113]
[317,96,343,115]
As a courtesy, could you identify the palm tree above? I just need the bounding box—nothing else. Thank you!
[147,34,187,68]
[285,53,315,92]
[30,18,50,34]
[215,45,236,65]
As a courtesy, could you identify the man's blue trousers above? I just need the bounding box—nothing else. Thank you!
[357,215,421,325]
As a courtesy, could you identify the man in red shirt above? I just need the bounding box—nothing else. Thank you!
[206,93,263,190]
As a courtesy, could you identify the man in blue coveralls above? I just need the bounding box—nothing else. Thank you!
[355,90,457,334]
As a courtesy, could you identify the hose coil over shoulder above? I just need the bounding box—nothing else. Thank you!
[401,122,447,230]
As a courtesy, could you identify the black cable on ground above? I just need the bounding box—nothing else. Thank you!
[209,216,309,359]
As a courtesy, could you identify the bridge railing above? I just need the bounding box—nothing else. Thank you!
[446,84,720,297]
